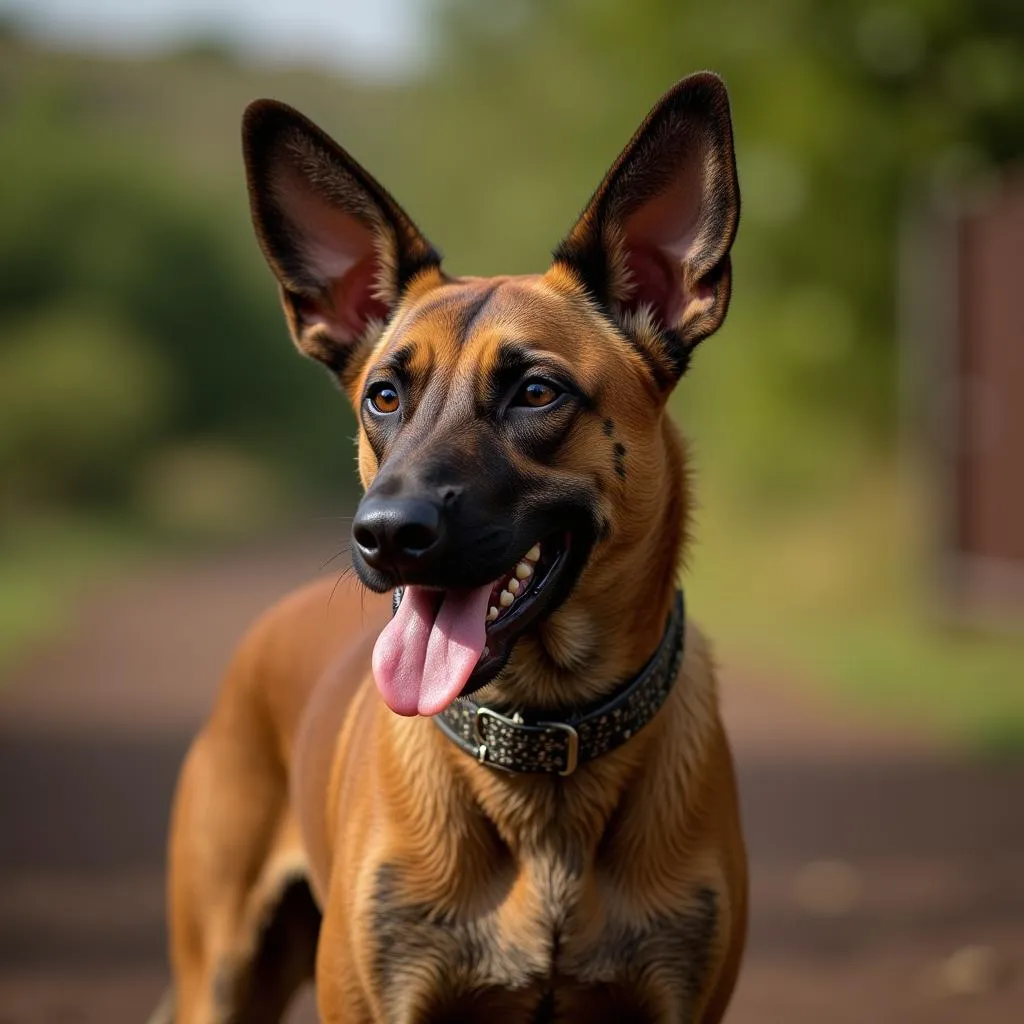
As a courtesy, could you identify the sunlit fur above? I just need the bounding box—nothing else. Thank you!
[162,73,747,1024]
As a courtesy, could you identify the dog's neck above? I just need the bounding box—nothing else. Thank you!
[474,417,688,715]
[385,421,696,861]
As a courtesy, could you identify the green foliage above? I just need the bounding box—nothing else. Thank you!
[3,3,1021,526]
[430,0,1023,469]
[0,310,170,506]
[0,9,1021,729]
[0,57,360,523]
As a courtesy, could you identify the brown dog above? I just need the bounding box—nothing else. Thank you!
[159,72,746,1024]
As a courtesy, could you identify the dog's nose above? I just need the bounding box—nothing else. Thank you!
[352,496,444,573]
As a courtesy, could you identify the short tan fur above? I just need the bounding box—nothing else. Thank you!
[161,71,747,1024]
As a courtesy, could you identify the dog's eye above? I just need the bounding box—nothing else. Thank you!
[516,380,560,409]
[367,383,400,415]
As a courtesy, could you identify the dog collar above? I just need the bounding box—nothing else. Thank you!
[432,590,685,776]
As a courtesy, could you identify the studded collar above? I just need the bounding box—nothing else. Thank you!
[432,590,685,776]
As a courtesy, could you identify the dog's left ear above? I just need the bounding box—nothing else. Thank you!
[552,72,739,382]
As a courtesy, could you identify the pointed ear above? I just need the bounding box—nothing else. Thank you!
[242,100,441,382]
[552,72,740,383]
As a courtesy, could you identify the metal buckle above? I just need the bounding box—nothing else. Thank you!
[474,707,579,776]
[537,720,579,776]
[473,706,515,767]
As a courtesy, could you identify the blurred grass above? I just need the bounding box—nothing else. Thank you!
[0,459,301,682]
[686,455,1024,754]
[1,12,1022,747]
[0,518,149,676]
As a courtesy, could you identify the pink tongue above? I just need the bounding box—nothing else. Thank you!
[371,584,493,716]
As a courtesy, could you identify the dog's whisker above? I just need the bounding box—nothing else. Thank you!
[327,563,365,616]
[327,571,347,615]
[317,546,353,573]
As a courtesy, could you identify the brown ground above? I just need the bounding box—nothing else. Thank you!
[1,539,1022,1023]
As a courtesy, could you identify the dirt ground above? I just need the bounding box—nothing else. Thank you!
[1,538,1022,1023]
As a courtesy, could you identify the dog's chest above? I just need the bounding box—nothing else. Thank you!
[366,856,719,1023]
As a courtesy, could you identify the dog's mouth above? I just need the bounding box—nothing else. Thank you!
[371,534,571,716]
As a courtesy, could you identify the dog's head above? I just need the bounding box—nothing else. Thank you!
[243,74,739,716]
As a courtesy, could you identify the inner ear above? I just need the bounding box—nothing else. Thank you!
[292,253,390,342]
[619,161,702,326]
[550,73,739,384]
[621,247,682,326]
[274,166,393,340]
[243,99,441,377]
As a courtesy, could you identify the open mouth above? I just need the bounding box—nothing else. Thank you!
[372,534,570,717]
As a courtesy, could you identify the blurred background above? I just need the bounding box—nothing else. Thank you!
[0,0,1022,1021]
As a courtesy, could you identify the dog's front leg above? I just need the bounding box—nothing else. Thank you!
[314,870,383,1024]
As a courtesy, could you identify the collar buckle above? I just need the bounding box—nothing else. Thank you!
[436,590,684,776]
[473,705,514,746]
[473,706,579,776]
[472,706,512,770]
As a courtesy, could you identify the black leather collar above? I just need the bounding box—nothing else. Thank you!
[433,590,685,776]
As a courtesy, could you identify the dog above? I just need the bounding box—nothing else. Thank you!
[159,71,746,1023]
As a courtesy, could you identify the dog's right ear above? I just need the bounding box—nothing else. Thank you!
[242,100,441,382]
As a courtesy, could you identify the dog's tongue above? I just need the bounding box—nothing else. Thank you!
[371,584,492,716]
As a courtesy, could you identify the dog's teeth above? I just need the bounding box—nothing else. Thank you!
[482,646,490,658]
[525,544,541,563]
[486,605,498,622]
[515,561,533,580]
[508,578,520,595]
[499,589,514,608]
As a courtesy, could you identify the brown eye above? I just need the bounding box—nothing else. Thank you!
[517,380,560,409]
[368,384,400,415]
